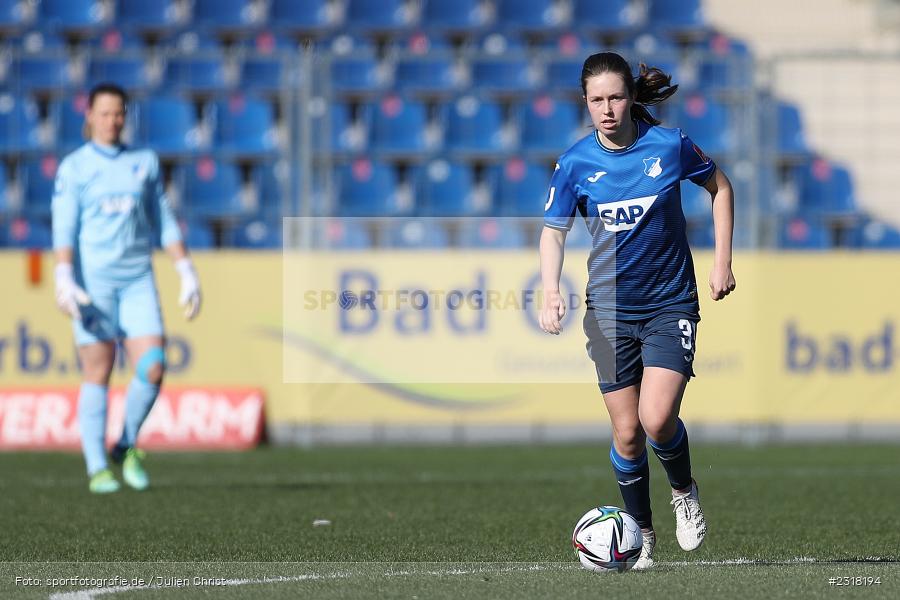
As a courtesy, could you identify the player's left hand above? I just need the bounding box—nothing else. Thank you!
[175,257,202,320]
[709,263,736,301]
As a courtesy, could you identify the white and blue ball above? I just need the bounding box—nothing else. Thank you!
[572,506,643,573]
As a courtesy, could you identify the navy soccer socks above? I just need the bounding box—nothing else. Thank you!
[648,418,693,491]
[609,445,653,530]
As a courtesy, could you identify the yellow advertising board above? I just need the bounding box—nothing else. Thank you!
[2,251,899,432]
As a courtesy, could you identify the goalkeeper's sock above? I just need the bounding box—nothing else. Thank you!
[648,418,693,491]
[610,445,653,530]
[115,378,160,451]
[78,382,109,476]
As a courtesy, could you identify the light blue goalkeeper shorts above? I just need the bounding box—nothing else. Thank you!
[73,271,164,346]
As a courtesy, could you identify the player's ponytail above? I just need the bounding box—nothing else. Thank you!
[581,52,678,126]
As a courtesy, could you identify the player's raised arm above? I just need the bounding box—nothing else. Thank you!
[703,167,736,301]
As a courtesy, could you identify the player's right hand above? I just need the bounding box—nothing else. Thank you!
[54,263,91,320]
[539,289,566,335]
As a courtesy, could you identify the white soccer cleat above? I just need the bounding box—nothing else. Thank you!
[632,529,656,570]
[671,479,707,551]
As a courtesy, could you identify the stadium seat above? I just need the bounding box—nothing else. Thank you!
[50,94,87,150]
[6,31,75,91]
[647,0,706,31]
[366,94,432,154]
[20,154,59,219]
[252,163,287,217]
[180,218,216,249]
[468,33,538,94]
[116,0,188,31]
[392,33,462,95]
[778,216,830,250]
[269,0,337,32]
[674,94,735,156]
[345,0,417,31]
[696,33,753,91]
[0,93,42,153]
[163,50,235,94]
[239,31,298,93]
[208,95,278,156]
[385,218,451,248]
[491,158,551,216]
[795,159,858,218]
[227,217,283,248]
[0,0,35,29]
[324,34,390,94]
[192,0,265,31]
[420,0,490,31]
[5,217,52,249]
[313,219,373,249]
[308,98,364,154]
[38,0,109,31]
[571,0,641,31]
[776,101,808,155]
[335,158,406,217]
[859,220,900,249]
[617,30,682,82]
[414,159,484,216]
[457,218,527,248]
[544,56,585,91]
[495,0,566,29]
[134,96,204,154]
[87,54,159,91]
[176,157,244,219]
[88,27,147,53]
[443,95,509,155]
[540,31,593,56]
[518,95,582,153]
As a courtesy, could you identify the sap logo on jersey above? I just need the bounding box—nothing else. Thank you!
[643,157,662,178]
[598,195,658,232]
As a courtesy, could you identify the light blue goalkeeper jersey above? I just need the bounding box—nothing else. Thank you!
[52,142,181,282]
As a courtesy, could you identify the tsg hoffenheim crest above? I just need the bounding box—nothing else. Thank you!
[642,157,662,178]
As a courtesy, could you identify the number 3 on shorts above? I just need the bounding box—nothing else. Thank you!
[678,319,693,350]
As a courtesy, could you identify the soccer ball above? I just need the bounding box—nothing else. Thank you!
[572,506,643,572]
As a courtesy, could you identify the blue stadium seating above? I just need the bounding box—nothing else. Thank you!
[778,216,830,250]
[390,30,453,54]
[345,0,416,31]
[239,32,298,93]
[385,219,451,248]
[336,158,406,217]
[680,181,711,221]
[88,27,147,53]
[414,159,482,216]
[116,0,186,30]
[518,95,582,153]
[571,0,640,31]
[324,35,389,95]
[208,95,278,156]
[311,219,373,249]
[443,95,508,154]
[253,163,287,217]
[491,158,551,216]
[309,99,363,153]
[227,217,283,248]
[49,95,88,149]
[458,218,527,248]
[134,96,203,154]
[6,31,74,91]
[859,220,900,249]
[176,157,244,218]
[795,159,858,218]
[776,101,808,155]
[366,94,431,153]
[193,0,265,30]
[20,154,59,218]
[180,218,216,249]
[696,33,753,91]
[87,54,158,91]
[674,93,735,156]
[38,0,108,31]
[269,0,336,32]
[496,0,566,29]
[5,218,52,249]
[0,93,42,153]
[617,30,682,80]
[469,33,536,93]
[0,0,34,29]
[420,0,490,31]
[686,218,716,248]
[0,163,7,215]
[164,53,233,93]
[647,0,706,31]
[392,36,461,95]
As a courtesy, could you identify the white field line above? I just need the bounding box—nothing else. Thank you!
[45,558,898,600]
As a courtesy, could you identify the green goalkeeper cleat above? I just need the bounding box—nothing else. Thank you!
[89,469,121,494]
[121,448,150,491]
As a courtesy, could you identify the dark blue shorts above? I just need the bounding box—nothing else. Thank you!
[583,307,700,394]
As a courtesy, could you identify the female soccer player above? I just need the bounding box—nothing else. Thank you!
[52,83,202,494]
[539,53,736,569]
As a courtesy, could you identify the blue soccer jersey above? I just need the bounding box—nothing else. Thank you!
[544,120,715,314]
[52,143,182,282]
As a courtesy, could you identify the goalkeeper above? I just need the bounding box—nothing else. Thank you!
[52,83,201,494]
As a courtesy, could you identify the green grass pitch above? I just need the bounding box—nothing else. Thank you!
[1,444,898,599]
